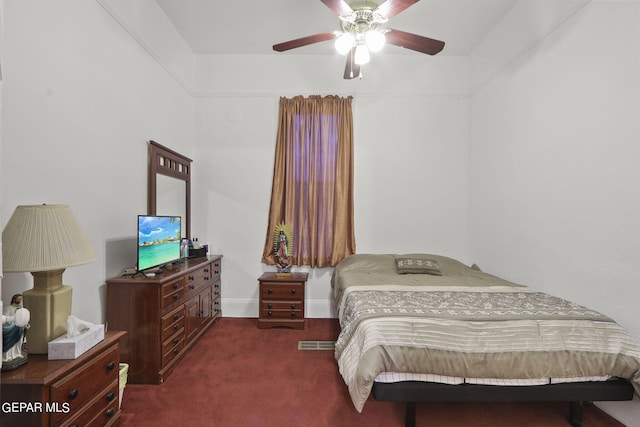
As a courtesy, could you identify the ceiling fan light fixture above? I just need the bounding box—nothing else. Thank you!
[335,32,355,55]
[354,44,370,65]
[365,30,385,52]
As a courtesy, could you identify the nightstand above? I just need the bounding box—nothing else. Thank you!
[258,272,308,329]
[0,331,126,427]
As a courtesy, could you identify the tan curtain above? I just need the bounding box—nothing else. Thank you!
[261,95,355,268]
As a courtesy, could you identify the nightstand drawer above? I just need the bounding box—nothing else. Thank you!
[261,283,302,299]
[262,309,303,319]
[263,301,303,310]
[61,379,119,427]
[50,345,119,425]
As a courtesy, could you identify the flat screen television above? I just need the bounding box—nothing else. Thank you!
[137,215,182,272]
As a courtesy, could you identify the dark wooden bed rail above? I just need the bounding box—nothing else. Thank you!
[372,379,634,427]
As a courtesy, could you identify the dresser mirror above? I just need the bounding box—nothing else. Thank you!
[147,140,192,238]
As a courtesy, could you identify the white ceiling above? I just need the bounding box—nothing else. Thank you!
[155,0,517,56]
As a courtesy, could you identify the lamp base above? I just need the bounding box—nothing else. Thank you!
[22,269,72,354]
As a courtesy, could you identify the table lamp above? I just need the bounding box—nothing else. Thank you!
[2,204,96,354]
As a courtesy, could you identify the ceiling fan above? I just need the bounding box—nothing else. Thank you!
[272,0,445,79]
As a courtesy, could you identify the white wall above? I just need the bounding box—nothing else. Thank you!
[194,54,470,317]
[0,1,470,319]
[0,0,195,323]
[469,1,640,423]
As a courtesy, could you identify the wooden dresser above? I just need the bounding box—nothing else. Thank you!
[0,331,126,427]
[258,272,308,329]
[106,256,222,384]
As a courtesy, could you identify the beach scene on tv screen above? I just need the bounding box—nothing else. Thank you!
[138,216,181,270]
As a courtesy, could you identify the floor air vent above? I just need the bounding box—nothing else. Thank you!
[298,341,335,351]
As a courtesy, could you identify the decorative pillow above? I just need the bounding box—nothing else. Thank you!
[395,256,442,275]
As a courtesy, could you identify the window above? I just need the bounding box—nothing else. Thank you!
[261,95,356,268]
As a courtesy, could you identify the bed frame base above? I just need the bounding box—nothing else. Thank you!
[372,379,633,427]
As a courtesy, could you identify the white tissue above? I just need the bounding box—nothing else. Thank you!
[67,315,95,338]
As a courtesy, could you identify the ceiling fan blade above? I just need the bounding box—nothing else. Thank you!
[321,0,353,16]
[385,29,445,55]
[273,32,337,52]
[343,48,361,79]
[376,0,420,18]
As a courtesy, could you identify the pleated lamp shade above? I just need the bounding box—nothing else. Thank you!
[2,204,96,354]
[2,204,96,272]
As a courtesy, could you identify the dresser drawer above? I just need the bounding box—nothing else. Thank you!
[211,259,222,281]
[50,345,119,425]
[162,305,185,341]
[161,278,185,308]
[187,263,215,288]
[162,330,185,366]
[59,379,119,427]
[213,296,222,318]
[260,283,303,299]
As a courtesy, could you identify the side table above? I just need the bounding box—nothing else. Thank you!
[258,272,308,329]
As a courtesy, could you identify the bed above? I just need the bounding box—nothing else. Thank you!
[332,254,640,427]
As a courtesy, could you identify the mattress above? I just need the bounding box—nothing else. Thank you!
[332,254,640,412]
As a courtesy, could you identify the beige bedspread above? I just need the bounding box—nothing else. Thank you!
[332,254,640,412]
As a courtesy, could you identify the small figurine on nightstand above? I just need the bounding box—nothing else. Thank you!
[2,294,31,371]
[273,222,293,276]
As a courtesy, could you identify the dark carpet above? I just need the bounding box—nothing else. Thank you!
[120,318,625,426]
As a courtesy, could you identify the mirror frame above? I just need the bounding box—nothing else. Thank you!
[147,140,192,239]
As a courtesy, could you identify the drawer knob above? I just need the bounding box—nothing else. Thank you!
[291,312,296,317]
[267,304,273,309]
[107,361,116,371]
[173,324,179,330]
[174,337,179,344]
[204,268,210,273]
[205,276,210,280]
[189,275,194,280]
[173,313,179,320]
[106,407,116,417]
[107,392,116,401]
[291,304,296,309]
[68,389,79,400]
[190,284,195,290]
[173,294,179,300]
[173,283,179,289]
[268,311,272,317]
[267,289,273,294]
[291,289,296,294]
[174,348,179,354]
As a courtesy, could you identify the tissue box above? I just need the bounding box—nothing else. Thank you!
[48,325,105,360]
[189,247,207,258]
